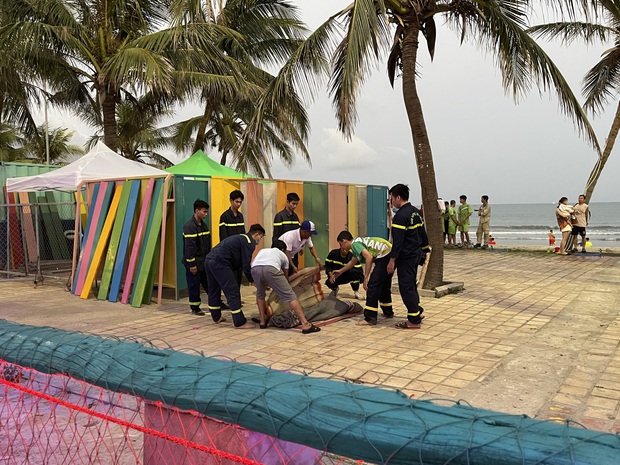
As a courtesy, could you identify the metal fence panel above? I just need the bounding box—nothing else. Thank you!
[0,202,75,285]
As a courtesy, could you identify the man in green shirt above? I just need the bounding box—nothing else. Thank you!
[458,195,473,247]
[330,231,393,325]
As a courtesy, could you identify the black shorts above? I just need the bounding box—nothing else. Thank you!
[571,226,586,236]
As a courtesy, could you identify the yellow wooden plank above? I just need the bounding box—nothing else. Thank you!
[80,184,124,299]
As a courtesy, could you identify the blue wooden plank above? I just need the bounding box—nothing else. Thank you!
[108,180,140,302]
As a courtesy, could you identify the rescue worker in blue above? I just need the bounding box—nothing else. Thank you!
[205,224,265,328]
[273,192,301,267]
[387,184,430,329]
[182,199,211,316]
[219,189,246,289]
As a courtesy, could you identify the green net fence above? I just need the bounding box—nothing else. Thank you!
[1,319,618,464]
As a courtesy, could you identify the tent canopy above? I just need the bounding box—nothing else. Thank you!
[6,142,168,192]
[166,150,252,178]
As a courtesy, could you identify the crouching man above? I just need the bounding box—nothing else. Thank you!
[251,240,320,334]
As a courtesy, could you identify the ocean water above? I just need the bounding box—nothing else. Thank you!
[464,202,620,247]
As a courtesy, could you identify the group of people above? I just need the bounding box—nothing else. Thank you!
[554,195,590,255]
[442,195,492,249]
[182,184,430,332]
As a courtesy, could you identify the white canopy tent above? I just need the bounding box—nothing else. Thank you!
[6,142,168,192]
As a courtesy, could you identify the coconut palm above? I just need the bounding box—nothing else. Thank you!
[170,0,317,176]
[306,0,600,288]
[88,97,175,168]
[0,0,252,153]
[23,126,85,164]
[0,122,27,162]
[528,2,620,202]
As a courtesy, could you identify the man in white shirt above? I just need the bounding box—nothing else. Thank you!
[278,220,323,273]
[251,240,320,334]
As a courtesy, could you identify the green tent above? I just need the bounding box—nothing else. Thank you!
[166,150,252,178]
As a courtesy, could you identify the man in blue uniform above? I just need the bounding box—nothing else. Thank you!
[182,199,211,316]
[273,192,301,267]
[388,184,430,329]
[219,189,246,289]
[205,224,265,328]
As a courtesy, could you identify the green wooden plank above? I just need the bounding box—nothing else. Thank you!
[38,194,63,261]
[97,180,134,300]
[44,192,71,259]
[142,236,161,305]
[131,179,166,308]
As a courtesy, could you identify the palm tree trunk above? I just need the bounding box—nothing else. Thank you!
[400,19,444,289]
[584,100,620,202]
[220,151,228,165]
[102,95,118,152]
[193,100,214,154]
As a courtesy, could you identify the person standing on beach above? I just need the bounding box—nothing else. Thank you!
[458,195,473,247]
[182,199,211,316]
[448,200,458,246]
[388,184,430,329]
[571,195,589,253]
[474,195,491,249]
[548,230,556,251]
[273,193,301,266]
[555,197,574,255]
[442,201,450,245]
[219,189,246,289]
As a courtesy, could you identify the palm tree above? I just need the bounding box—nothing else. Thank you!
[170,0,316,177]
[528,2,620,202]
[0,0,251,153]
[23,126,85,164]
[88,97,175,168]
[0,122,26,162]
[305,0,600,289]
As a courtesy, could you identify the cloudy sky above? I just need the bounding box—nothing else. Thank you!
[47,1,619,204]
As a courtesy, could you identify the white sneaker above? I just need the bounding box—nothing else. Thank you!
[354,291,363,300]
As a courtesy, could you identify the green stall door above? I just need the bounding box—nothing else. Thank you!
[367,185,388,240]
[174,176,210,297]
[302,182,328,266]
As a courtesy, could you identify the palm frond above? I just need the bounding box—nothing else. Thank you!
[329,0,391,138]
[470,0,601,152]
[527,22,613,45]
[583,46,620,114]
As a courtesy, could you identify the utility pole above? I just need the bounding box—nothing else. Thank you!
[43,82,50,164]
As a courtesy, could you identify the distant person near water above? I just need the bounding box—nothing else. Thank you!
[458,195,473,247]
[475,195,491,249]
[442,201,450,245]
[571,195,589,253]
[447,200,458,247]
[555,197,574,255]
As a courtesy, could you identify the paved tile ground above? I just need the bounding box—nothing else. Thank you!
[1,248,619,433]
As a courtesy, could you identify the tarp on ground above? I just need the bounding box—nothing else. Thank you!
[166,150,252,178]
[6,142,168,192]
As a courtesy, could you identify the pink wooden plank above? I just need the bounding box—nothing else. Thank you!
[73,181,109,295]
[121,178,156,304]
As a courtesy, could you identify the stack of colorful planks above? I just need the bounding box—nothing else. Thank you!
[71,177,169,307]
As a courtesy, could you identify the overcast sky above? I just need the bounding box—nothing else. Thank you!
[46,1,619,204]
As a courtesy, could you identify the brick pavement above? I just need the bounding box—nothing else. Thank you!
[1,249,619,433]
